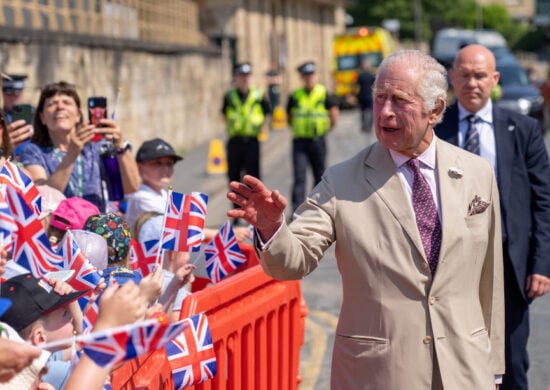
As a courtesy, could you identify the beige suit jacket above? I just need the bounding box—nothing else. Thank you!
[258,138,504,389]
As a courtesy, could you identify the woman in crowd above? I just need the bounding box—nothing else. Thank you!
[18,81,139,211]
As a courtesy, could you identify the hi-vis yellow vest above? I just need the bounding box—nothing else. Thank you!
[225,87,265,137]
[290,84,330,138]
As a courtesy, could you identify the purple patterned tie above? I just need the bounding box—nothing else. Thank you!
[406,158,442,274]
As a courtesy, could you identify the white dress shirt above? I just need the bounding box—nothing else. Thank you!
[457,101,497,176]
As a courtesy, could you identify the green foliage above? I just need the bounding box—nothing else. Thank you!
[512,26,547,52]
[346,0,543,52]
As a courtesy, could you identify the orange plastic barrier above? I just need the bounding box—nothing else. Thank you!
[111,243,307,390]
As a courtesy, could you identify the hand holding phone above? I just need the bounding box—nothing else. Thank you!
[88,97,107,142]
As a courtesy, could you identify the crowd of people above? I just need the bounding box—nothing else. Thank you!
[0,74,251,388]
[1,43,550,390]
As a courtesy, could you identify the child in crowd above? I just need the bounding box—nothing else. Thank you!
[0,323,52,390]
[83,212,192,310]
[47,197,100,246]
[125,137,253,243]
[125,138,183,229]
[0,274,87,389]
[0,249,49,389]
[37,184,65,233]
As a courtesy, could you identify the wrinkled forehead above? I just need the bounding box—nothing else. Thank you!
[375,65,419,95]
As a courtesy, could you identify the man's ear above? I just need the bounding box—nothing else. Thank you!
[29,324,47,346]
[429,98,446,124]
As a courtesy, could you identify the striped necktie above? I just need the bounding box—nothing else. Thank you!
[464,115,480,155]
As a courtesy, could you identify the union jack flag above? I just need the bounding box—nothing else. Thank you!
[166,313,216,389]
[82,298,99,335]
[0,160,42,216]
[80,318,188,368]
[129,238,160,277]
[57,230,102,291]
[204,221,247,283]
[5,185,63,277]
[0,185,16,252]
[162,191,208,253]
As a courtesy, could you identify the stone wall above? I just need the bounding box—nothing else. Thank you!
[0,39,227,154]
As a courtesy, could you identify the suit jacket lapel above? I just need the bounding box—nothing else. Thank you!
[436,139,466,267]
[493,106,514,210]
[364,143,426,261]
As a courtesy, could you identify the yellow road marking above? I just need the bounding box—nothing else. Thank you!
[300,310,338,389]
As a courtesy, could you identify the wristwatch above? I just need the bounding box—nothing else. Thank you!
[116,140,132,155]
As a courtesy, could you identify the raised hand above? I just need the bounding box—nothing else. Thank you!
[7,120,33,149]
[227,175,287,241]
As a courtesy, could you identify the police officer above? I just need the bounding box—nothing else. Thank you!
[222,62,271,186]
[287,61,339,211]
[2,74,34,155]
[2,74,27,121]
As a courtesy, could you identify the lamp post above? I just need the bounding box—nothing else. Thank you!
[476,1,483,29]
[414,0,422,49]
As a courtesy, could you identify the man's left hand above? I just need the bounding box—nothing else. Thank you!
[526,273,550,299]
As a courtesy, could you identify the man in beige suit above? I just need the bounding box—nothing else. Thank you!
[228,50,504,389]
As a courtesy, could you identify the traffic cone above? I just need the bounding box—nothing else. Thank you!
[258,125,269,142]
[206,138,227,174]
[271,106,287,130]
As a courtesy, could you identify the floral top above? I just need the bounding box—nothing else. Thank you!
[19,142,106,210]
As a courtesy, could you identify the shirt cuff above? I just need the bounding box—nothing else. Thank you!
[255,220,285,250]
[495,375,502,384]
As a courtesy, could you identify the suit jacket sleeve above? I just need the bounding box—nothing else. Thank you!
[256,174,336,280]
[481,171,505,375]
[523,121,550,277]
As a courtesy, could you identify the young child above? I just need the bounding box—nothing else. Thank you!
[83,212,170,308]
[125,138,183,229]
[48,197,100,247]
[0,323,52,390]
[0,274,88,389]
[0,249,50,390]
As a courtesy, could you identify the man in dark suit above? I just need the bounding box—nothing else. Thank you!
[435,44,550,390]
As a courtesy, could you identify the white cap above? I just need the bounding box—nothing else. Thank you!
[0,322,51,390]
[72,229,108,271]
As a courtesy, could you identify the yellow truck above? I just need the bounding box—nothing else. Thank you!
[332,26,398,106]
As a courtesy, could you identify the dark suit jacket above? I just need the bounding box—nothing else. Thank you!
[435,103,550,301]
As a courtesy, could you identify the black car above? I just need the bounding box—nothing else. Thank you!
[495,59,545,128]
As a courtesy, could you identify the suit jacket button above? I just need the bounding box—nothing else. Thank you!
[429,296,437,305]
[423,336,432,344]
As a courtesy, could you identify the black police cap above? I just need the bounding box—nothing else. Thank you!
[297,61,316,75]
[233,62,252,75]
[2,74,27,93]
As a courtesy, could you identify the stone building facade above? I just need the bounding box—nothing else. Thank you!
[0,0,346,152]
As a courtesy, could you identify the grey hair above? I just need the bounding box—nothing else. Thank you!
[376,49,448,123]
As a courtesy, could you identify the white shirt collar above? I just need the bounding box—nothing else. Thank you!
[457,100,493,124]
[388,132,437,170]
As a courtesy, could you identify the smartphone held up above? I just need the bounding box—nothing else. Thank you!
[88,96,107,142]
[11,103,34,124]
